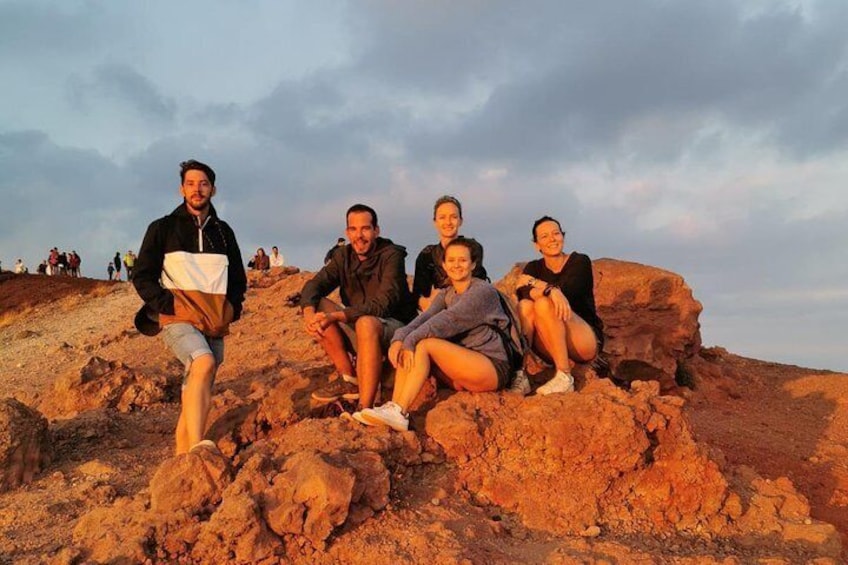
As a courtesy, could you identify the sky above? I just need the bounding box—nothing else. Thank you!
[1,0,846,371]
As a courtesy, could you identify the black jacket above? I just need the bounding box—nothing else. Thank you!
[300,237,416,324]
[133,203,247,336]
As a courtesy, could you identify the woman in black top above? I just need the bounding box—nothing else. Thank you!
[412,195,488,311]
[514,216,603,395]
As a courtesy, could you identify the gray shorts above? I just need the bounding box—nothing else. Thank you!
[339,316,404,353]
[161,322,224,387]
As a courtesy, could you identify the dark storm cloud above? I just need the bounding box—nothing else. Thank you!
[248,73,412,162]
[0,130,124,265]
[68,64,176,124]
[349,1,848,164]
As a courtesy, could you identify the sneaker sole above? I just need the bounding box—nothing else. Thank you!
[311,391,361,402]
[536,386,575,396]
[359,412,408,432]
[311,392,340,402]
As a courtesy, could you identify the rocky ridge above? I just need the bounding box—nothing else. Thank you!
[0,264,845,563]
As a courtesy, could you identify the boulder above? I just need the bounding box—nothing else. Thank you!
[498,258,702,390]
[72,496,154,564]
[40,356,179,418]
[149,446,233,516]
[0,397,51,492]
[425,380,729,536]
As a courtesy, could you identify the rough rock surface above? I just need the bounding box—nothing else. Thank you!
[499,258,702,390]
[1,267,846,563]
[0,398,51,492]
[427,380,727,535]
[39,356,179,419]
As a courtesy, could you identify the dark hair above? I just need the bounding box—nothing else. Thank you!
[532,215,563,242]
[346,203,378,228]
[444,236,479,263]
[180,159,216,185]
[433,195,463,220]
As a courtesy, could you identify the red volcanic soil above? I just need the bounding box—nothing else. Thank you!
[0,271,846,563]
[0,272,119,327]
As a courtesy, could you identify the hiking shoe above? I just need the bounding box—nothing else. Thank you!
[536,371,575,395]
[359,401,409,431]
[341,410,369,425]
[312,377,360,402]
[508,370,531,396]
[190,439,221,454]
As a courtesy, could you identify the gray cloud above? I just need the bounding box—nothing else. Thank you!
[68,63,176,124]
[0,1,105,58]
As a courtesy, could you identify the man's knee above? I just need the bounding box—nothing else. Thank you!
[355,316,382,339]
[188,353,216,381]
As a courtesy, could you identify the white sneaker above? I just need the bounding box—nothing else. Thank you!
[508,370,531,396]
[536,371,575,395]
[359,401,409,431]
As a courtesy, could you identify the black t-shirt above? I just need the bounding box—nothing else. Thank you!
[412,238,488,301]
[516,253,604,343]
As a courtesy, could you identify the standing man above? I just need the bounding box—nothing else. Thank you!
[113,251,122,281]
[123,250,136,281]
[133,159,247,455]
[300,204,416,409]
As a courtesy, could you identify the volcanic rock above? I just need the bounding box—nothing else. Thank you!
[499,258,702,390]
[0,397,51,492]
[40,356,179,418]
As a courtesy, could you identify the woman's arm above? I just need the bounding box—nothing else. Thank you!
[401,283,501,351]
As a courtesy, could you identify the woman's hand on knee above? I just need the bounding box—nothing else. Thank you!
[399,349,414,372]
[550,289,572,321]
[388,341,402,369]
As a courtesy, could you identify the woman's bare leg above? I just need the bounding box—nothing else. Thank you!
[532,297,598,373]
[392,338,499,411]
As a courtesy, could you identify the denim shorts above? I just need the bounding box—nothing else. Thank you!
[160,322,224,386]
[339,317,404,353]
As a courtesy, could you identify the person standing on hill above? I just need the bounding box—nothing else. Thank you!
[123,250,136,281]
[113,251,122,281]
[133,159,247,455]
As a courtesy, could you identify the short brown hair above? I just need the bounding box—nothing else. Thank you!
[433,195,463,220]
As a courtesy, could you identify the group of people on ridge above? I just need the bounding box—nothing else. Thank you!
[247,246,285,271]
[131,159,602,455]
[108,251,136,281]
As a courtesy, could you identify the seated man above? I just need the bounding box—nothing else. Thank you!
[300,204,417,409]
[269,246,285,268]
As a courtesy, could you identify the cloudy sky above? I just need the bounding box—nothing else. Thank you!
[1,0,846,371]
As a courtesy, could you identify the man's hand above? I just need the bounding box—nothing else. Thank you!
[304,309,343,339]
[303,308,323,339]
[223,300,235,325]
